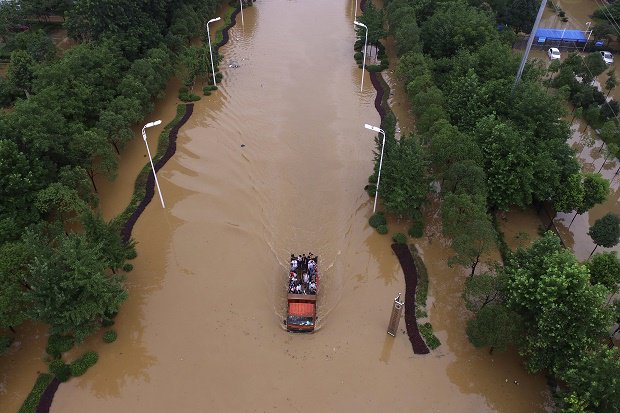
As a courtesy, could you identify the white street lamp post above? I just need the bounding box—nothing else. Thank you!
[142,120,165,209]
[364,123,386,213]
[207,17,221,87]
[239,0,244,27]
[354,0,358,20]
[583,21,592,52]
[354,20,368,93]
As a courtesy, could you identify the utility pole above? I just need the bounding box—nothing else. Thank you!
[513,0,549,91]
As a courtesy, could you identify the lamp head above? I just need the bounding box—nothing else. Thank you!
[144,120,162,129]
[364,123,381,133]
[208,17,221,24]
[354,21,366,28]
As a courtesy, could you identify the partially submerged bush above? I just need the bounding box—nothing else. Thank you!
[365,184,376,197]
[369,212,387,228]
[48,359,71,382]
[377,224,388,234]
[70,351,99,377]
[408,221,424,238]
[46,334,75,359]
[103,330,117,343]
[0,335,13,354]
[392,232,407,244]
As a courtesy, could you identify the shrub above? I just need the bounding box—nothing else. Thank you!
[392,232,407,244]
[419,322,441,349]
[377,224,388,234]
[354,51,363,60]
[178,87,201,102]
[103,330,117,343]
[48,359,71,382]
[369,213,387,228]
[408,221,424,238]
[46,334,74,359]
[0,335,13,354]
[122,263,133,272]
[70,351,99,377]
[365,184,376,197]
[368,173,378,183]
[215,72,223,81]
[101,318,115,327]
[18,374,53,413]
[366,64,383,73]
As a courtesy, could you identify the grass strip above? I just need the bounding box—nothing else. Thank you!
[419,322,441,350]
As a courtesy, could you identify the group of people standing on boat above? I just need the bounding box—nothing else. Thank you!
[289,253,318,295]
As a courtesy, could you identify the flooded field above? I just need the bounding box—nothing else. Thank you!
[1,1,553,412]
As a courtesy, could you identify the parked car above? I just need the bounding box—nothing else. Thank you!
[548,47,561,60]
[600,51,614,64]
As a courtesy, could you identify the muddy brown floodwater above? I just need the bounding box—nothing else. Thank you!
[0,1,553,412]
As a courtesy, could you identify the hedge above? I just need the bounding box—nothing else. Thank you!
[18,374,53,413]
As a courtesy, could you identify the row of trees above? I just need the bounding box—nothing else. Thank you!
[380,0,618,410]
[0,0,224,354]
[381,0,609,276]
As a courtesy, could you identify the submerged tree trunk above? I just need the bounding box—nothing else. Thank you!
[590,244,599,258]
[88,171,98,193]
[568,212,579,229]
[470,255,480,277]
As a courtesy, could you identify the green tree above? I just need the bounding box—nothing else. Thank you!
[68,129,118,192]
[0,0,23,43]
[35,182,87,225]
[473,115,534,211]
[0,240,31,332]
[0,139,46,242]
[579,173,610,214]
[442,160,487,198]
[7,50,36,99]
[441,193,497,276]
[358,0,385,56]
[428,120,482,178]
[97,96,142,153]
[81,210,136,273]
[466,304,523,354]
[23,230,128,342]
[587,252,620,294]
[420,1,497,58]
[553,173,584,214]
[558,346,620,413]
[588,213,620,257]
[462,272,503,312]
[582,52,607,84]
[605,70,617,97]
[379,135,429,218]
[504,232,613,373]
[6,29,57,62]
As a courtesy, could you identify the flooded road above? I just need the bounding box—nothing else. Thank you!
[2,1,551,412]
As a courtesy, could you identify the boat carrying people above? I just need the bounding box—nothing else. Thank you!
[285,252,319,333]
